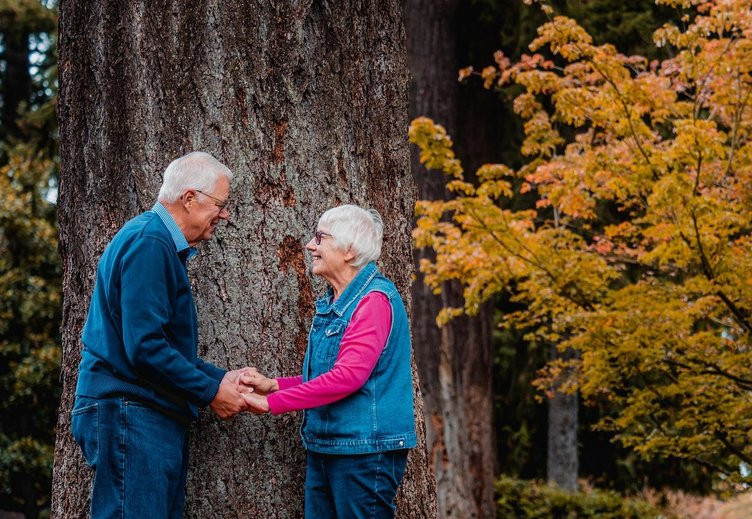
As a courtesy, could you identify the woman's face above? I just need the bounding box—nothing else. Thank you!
[305,226,351,282]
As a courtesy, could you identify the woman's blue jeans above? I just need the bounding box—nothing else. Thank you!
[71,396,189,519]
[305,449,409,519]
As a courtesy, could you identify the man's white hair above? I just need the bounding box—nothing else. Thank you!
[318,204,383,269]
[158,151,233,202]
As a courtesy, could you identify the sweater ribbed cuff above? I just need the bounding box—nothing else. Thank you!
[197,378,221,407]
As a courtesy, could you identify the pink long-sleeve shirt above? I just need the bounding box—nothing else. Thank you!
[267,292,392,415]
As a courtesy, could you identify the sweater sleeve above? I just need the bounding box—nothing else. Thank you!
[267,292,391,414]
[277,375,303,390]
[120,237,220,406]
[196,358,227,382]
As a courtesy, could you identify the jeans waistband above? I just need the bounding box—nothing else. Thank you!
[123,396,192,427]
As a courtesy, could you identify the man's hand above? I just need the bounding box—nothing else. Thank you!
[242,391,270,415]
[223,367,257,395]
[209,378,250,419]
[223,367,252,384]
[238,369,279,395]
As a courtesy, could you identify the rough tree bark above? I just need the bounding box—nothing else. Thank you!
[51,1,437,518]
[403,1,496,517]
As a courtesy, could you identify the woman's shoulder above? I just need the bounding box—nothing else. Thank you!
[367,273,399,294]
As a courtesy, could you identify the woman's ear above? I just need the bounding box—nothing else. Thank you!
[344,246,356,264]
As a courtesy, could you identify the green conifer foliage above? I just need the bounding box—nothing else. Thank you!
[0,2,60,517]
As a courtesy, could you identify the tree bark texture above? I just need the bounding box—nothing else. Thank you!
[546,346,579,492]
[403,1,496,518]
[52,1,437,517]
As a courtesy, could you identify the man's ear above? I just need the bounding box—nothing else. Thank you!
[182,190,196,211]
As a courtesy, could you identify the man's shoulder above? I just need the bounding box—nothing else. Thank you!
[109,211,171,252]
[119,211,169,238]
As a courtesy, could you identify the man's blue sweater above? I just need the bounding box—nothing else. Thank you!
[75,208,225,422]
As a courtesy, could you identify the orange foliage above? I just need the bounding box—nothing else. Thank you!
[410,0,752,486]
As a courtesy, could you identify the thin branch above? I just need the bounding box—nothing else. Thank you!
[698,369,752,391]
[714,430,752,466]
[691,456,734,479]
[635,363,748,473]
[691,209,714,279]
[692,36,736,122]
[690,208,752,334]
[715,291,752,335]
[662,358,752,392]
[724,83,752,177]
[590,59,656,175]
[692,149,703,197]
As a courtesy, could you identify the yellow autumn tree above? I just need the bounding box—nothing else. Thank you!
[410,0,752,484]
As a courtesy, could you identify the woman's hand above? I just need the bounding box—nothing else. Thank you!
[242,391,270,414]
[238,368,279,395]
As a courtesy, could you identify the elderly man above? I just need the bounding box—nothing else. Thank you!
[71,151,250,519]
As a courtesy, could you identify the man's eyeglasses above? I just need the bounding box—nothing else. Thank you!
[314,230,333,245]
[196,190,229,210]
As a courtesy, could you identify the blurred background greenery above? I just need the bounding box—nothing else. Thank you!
[0,1,59,518]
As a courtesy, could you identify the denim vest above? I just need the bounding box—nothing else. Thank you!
[301,262,417,455]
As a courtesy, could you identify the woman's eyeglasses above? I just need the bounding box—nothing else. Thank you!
[314,230,333,245]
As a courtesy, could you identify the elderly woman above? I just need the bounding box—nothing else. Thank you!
[241,204,416,519]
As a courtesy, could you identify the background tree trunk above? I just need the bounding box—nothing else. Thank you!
[51,1,437,517]
[403,1,496,517]
[547,391,579,491]
[547,345,578,491]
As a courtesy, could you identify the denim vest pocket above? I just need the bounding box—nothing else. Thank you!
[312,319,345,363]
[325,321,345,337]
[71,400,99,468]
[323,320,347,370]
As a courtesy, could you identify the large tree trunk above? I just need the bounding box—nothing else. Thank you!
[403,1,496,518]
[51,1,436,518]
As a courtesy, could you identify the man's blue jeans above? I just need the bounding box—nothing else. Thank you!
[71,396,189,519]
[305,449,409,519]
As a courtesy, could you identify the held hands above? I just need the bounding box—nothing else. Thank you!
[209,367,276,419]
[238,368,276,415]
[209,373,251,419]
[238,368,279,395]
[242,391,270,415]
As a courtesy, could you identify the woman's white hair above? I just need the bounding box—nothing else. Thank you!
[319,205,383,269]
[157,151,233,202]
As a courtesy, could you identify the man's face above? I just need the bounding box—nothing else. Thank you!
[184,176,230,246]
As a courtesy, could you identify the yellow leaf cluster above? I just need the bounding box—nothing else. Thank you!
[411,0,752,483]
